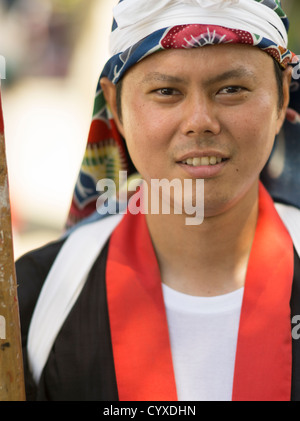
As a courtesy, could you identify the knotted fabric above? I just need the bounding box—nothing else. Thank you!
[110,0,288,58]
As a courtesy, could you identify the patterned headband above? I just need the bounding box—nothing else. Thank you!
[66,0,299,228]
[110,0,289,59]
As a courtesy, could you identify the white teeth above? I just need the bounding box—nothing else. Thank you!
[200,157,209,166]
[182,156,223,166]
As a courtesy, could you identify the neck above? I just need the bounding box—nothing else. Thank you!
[145,182,260,296]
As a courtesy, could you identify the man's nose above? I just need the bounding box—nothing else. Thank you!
[180,93,221,137]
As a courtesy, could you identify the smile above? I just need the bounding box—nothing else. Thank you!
[181,156,225,166]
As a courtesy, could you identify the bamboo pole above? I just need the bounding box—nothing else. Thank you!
[0,87,26,401]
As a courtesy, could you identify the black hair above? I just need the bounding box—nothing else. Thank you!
[116,78,123,122]
[273,59,284,111]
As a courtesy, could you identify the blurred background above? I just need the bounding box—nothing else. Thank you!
[1,0,117,258]
[0,0,299,259]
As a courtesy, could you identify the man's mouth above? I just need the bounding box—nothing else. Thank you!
[180,156,227,166]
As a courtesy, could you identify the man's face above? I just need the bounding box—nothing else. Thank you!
[114,44,289,217]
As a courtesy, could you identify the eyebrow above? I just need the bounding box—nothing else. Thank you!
[141,72,185,85]
[141,67,257,86]
[203,68,258,87]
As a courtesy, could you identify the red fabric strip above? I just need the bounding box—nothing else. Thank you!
[107,183,294,401]
[106,210,177,401]
[232,184,293,401]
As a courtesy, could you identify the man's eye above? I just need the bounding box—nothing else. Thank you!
[218,86,244,95]
[156,88,180,96]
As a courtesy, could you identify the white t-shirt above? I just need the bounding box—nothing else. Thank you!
[162,284,244,401]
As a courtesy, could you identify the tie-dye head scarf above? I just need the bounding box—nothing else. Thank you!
[66,0,299,228]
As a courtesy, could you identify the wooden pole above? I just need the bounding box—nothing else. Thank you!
[0,86,26,401]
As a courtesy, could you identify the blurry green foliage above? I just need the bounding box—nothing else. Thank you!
[284,0,300,52]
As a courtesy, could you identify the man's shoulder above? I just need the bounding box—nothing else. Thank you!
[16,238,66,331]
[16,238,66,285]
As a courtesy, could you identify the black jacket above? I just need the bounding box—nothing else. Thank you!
[16,239,300,401]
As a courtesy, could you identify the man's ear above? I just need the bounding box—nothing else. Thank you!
[100,77,125,137]
[276,65,293,135]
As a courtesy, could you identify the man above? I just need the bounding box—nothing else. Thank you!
[16,0,300,401]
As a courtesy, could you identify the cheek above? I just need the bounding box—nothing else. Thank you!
[230,101,278,164]
[122,113,161,179]
[122,101,173,175]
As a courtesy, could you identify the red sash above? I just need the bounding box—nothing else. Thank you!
[106,184,294,401]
